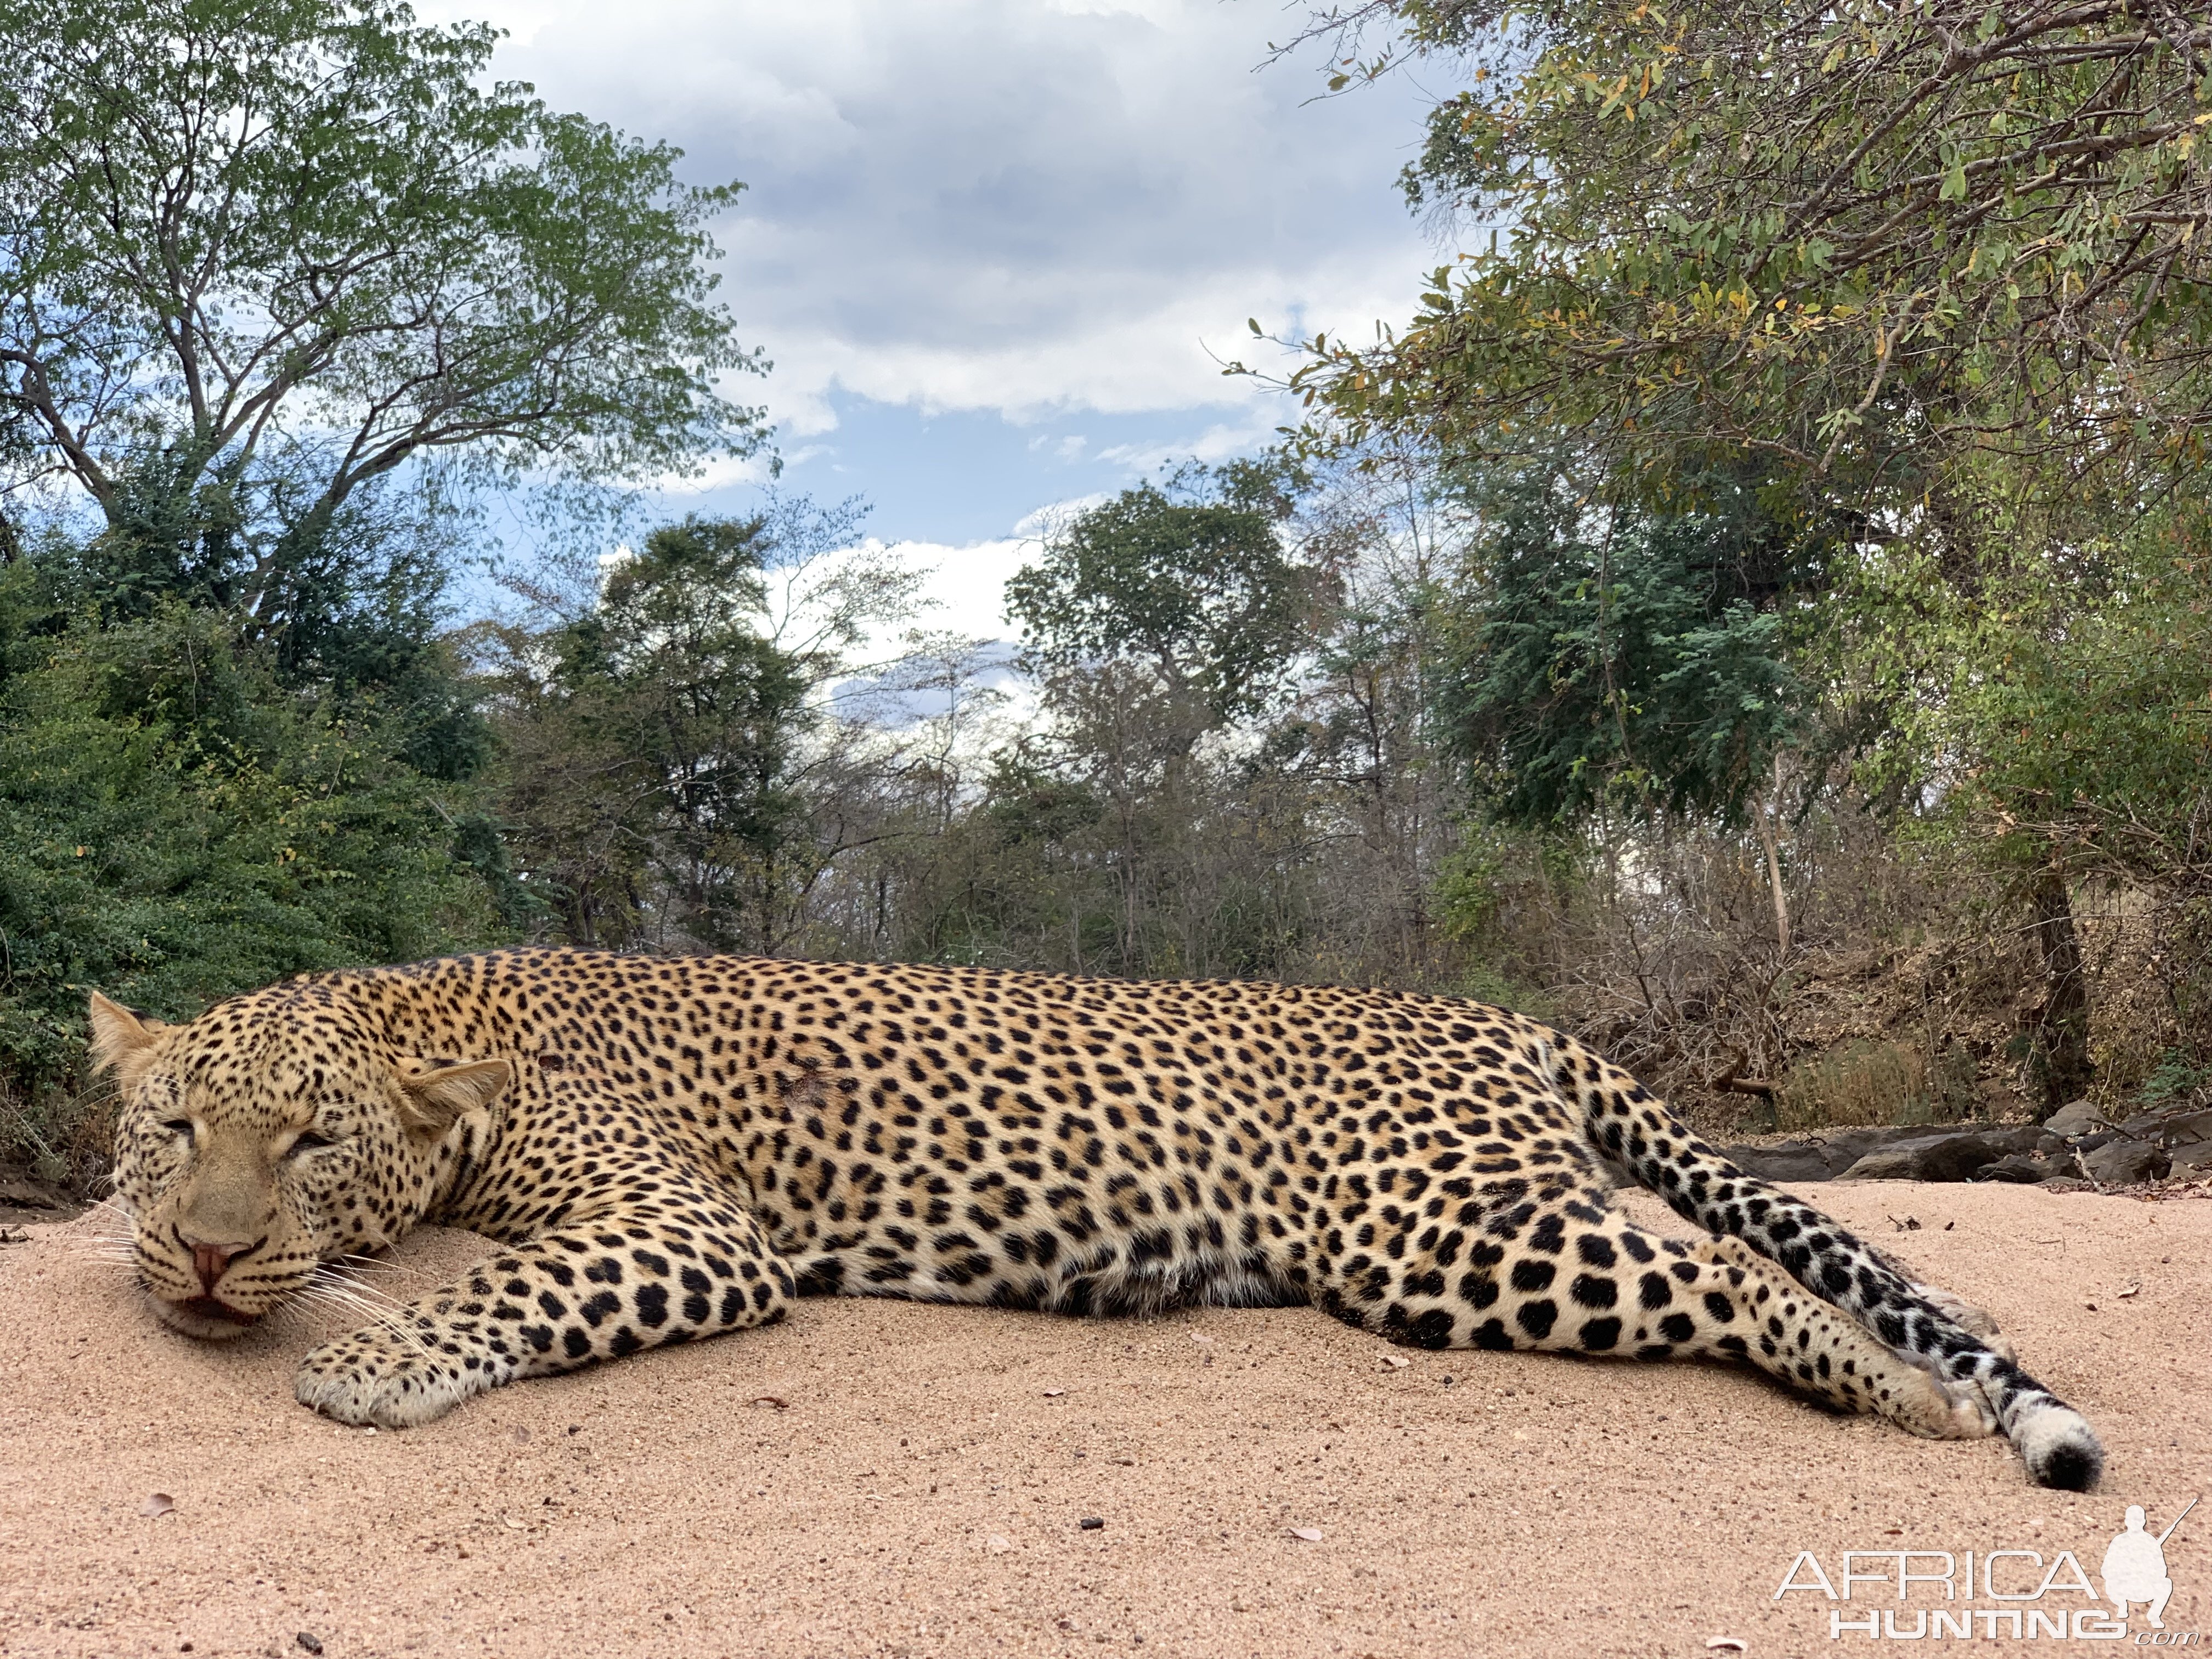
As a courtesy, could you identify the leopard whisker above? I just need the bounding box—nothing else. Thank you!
[293,1274,437,1355]
[66,1233,142,1263]
[321,1255,407,1282]
[308,1264,418,1316]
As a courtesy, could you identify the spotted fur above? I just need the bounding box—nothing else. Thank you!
[87,950,2102,1488]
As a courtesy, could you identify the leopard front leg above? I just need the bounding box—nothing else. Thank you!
[296,1193,794,1427]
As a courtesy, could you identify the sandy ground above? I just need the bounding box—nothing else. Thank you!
[0,1181,2205,1659]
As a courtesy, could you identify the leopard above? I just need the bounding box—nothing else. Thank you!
[86,947,2104,1489]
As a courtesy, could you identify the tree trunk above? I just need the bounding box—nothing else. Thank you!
[1755,774,1792,963]
[2027,851,2094,1116]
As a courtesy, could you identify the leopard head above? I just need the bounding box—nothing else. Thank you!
[89,984,510,1340]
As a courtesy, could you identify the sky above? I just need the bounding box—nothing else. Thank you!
[431,0,1441,643]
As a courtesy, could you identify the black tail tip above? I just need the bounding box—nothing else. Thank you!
[2035,1442,2103,1492]
[2021,1409,2105,1491]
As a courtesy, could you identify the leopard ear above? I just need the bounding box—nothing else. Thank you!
[397,1059,511,1136]
[87,991,169,1087]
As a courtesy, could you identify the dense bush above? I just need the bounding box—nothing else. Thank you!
[0,555,505,1180]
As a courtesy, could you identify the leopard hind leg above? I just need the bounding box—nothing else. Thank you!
[1560,1041,2102,1490]
[1886,1265,2017,1364]
[1314,1188,1994,1443]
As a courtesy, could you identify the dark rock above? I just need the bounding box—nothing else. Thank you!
[2044,1100,2103,1138]
[2041,1103,2207,1176]
[2080,1138,2168,1187]
[2042,1097,2212,1178]
[1977,1154,2050,1184]
[2117,1105,2186,1137]
[1722,1124,1977,1183]
[1720,1144,1835,1183]
[1836,1125,2045,1183]
[2116,1104,2212,1169]
[1836,1146,1930,1181]
[2050,1102,2210,1176]
[1814,1125,1922,1158]
[2168,1110,2212,1174]
[0,1176,75,1227]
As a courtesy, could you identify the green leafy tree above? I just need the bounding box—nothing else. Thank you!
[0,0,768,1174]
[995,461,1323,972]
[0,565,498,1173]
[1424,455,1832,994]
[487,514,828,952]
[1006,460,1320,724]
[1444,462,1819,829]
[1280,0,2212,500]
[0,0,764,540]
[1839,489,2212,1108]
[1267,0,2212,1109]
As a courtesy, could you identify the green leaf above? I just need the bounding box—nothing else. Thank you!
[0,0,766,527]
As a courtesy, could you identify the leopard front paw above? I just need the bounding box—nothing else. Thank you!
[295,1325,510,1426]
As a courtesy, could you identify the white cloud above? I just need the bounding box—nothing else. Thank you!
[423,0,1434,437]
[877,533,1040,645]
[1094,409,1289,472]
[650,443,835,496]
[648,450,777,495]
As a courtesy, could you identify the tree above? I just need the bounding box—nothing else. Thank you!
[1442,459,1819,831]
[0,0,764,548]
[488,515,810,951]
[1859,489,2212,1108]
[0,565,498,1156]
[1257,447,1467,984]
[996,461,1324,969]
[1006,460,1320,724]
[1429,454,1823,995]
[0,0,771,1180]
[486,502,921,955]
[1279,0,2212,501]
[1268,0,2212,1114]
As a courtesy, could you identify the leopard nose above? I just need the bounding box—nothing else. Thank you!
[189,1240,246,1296]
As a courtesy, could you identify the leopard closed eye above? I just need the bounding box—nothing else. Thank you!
[87,949,2103,1489]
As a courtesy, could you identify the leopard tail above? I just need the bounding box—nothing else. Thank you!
[1548,1030,2104,1492]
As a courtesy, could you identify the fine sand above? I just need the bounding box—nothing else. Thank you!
[1,1182,2204,1659]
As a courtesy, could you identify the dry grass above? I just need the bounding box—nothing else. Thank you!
[0,1074,114,1190]
[1771,1039,1980,1131]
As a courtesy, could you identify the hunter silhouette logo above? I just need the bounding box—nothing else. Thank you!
[2104,1498,2194,1630]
